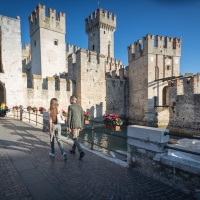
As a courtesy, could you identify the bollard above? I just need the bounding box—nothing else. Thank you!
[91,121,94,150]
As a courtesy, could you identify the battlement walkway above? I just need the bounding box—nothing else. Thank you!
[0,118,195,200]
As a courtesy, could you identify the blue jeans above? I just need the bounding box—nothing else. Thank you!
[50,124,65,154]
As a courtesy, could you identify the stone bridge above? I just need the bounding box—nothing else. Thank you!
[0,117,195,200]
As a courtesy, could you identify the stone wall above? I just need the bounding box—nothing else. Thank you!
[168,73,200,135]
[76,49,106,119]
[127,125,200,195]
[106,75,128,118]
[0,15,24,107]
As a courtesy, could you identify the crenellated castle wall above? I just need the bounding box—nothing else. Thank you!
[29,3,65,36]
[22,73,73,111]
[85,8,116,34]
[167,73,200,134]
[66,44,128,118]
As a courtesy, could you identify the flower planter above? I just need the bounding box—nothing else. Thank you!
[105,124,120,131]
[40,111,43,114]
[84,120,90,124]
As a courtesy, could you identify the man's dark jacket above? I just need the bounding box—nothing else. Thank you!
[67,103,84,128]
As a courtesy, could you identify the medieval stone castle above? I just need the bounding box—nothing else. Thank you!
[0,4,199,134]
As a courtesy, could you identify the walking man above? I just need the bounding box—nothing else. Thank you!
[67,96,85,160]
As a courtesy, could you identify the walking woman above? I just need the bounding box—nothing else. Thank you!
[48,98,67,160]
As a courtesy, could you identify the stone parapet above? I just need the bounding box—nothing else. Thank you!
[85,8,116,34]
[127,125,200,194]
[29,3,65,37]
[128,34,182,61]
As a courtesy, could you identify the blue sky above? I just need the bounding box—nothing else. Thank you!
[0,0,200,75]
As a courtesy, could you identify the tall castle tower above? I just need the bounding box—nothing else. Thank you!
[29,4,66,88]
[128,35,182,126]
[85,8,116,57]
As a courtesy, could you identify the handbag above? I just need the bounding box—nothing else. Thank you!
[57,114,65,124]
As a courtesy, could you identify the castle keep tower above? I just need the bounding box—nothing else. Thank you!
[29,4,66,88]
[85,8,116,57]
[128,35,182,126]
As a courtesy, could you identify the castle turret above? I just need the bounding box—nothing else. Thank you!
[128,34,182,126]
[85,8,116,57]
[28,4,66,88]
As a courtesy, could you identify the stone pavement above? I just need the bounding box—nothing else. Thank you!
[0,118,196,200]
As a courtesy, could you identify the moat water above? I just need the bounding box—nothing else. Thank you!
[62,125,127,157]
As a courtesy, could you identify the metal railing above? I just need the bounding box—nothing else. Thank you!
[164,132,200,156]
[9,108,43,126]
[62,119,127,158]
[8,111,128,160]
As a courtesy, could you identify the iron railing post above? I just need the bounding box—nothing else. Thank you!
[29,111,30,123]
[91,121,94,150]
[36,112,37,126]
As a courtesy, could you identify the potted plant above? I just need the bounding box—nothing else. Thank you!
[32,107,38,113]
[103,114,123,131]
[84,111,91,124]
[27,106,32,112]
[39,107,46,114]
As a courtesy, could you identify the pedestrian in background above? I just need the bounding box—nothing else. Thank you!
[48,98,67,160]
[67,96,85,160]
[0,102,6,117]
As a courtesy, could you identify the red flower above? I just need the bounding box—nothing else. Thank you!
[84,111,90,116]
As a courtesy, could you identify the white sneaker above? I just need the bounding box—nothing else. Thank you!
[63,152,67,160]
[49,153,55,157]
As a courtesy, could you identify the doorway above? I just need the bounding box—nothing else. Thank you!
[0,81,5,103]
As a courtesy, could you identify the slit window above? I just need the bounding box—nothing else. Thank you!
[166,65,170,70]
[34,40,36,46]
[54,39,58,46]
[92,45,95,51]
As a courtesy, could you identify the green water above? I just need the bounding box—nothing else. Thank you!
[62,125,127,155]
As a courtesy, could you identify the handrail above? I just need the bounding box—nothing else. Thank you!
[92,129,127,139]
[63,131,127,157]
[165,145,200,156]
[10,109,43,126]
[165,132,200,140]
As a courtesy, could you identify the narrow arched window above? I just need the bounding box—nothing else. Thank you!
[108,42,110,57]
[163,86,169,106]
[155,66,159,80]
